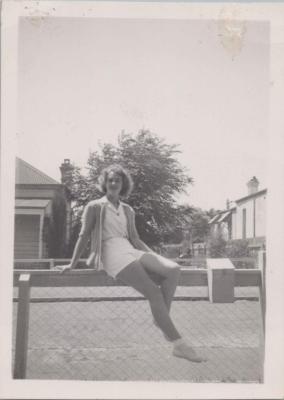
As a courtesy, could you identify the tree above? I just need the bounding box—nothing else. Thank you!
[162,204,194,244]
[47,191,68,257]
[206,208,222,220]
[66,129,193,251]
[207,230,227,258]
[190,208,211,243]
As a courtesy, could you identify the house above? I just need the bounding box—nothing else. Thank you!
[14,158,73,259]
[192,241,207,256]
[179,230,207,257]
[209,177,266,251]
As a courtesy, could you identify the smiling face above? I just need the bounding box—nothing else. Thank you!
[105,171,123,197]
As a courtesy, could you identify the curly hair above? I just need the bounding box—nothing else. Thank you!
[97,164,134,198]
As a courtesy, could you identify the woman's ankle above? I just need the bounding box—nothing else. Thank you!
[172,337,186,347]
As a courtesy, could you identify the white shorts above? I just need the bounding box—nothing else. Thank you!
[101,237,145,278]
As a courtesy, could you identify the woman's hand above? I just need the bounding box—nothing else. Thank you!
[52,264,73,273]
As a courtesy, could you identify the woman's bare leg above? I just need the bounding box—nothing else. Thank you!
[140,253,181,311]
[116,260,207,363]
[116,260,181,341]
[160,268,180,311]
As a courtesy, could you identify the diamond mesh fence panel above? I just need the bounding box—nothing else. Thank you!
[12,283,263,382]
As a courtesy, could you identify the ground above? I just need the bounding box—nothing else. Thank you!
[12,286,263,382]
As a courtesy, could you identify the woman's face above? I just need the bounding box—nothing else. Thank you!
[106,171,123,197]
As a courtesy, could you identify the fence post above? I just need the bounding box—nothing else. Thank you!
[14,274,31,379]
[207,258,235,303]
[258,250,266,383]
[258,250,266,333]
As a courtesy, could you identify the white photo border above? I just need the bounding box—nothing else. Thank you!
[1,1,284,398]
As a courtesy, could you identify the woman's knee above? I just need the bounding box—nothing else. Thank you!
[117,261,164,300]
[167,264,181,279]
[146,285,164,304]
[163,265,181,285]
[174,264,181,273]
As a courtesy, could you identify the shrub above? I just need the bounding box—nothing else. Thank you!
[207,232,227,258]
[225,239,250,258]
[160,243,182,258]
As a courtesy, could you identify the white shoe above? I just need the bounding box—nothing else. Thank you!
[173,344,207,363]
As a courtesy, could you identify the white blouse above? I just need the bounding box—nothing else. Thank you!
[102,199,128,241]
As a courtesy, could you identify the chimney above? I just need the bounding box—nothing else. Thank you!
[60,159,73,186]
[247,176,259,195]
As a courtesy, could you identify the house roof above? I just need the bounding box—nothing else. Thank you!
[218,210,232,222]
[208,214,221,224]
[16,158,60,185]
[209,209,234,224]
[15,199,51,208]
[235,188,267,204]
[209,185,267,225]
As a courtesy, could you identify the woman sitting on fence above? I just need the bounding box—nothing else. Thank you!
[59,164,206,363]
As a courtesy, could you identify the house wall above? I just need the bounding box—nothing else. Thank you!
[15,185,69,258]
[233,193,266,240]
[15,186,59,199]
[220,222,229,240]
[255,194,266,237]
[235,199,253,239]
[14,214,40,258]
[210,224,218,237]
[231,211,237,239]
[42,217,50,258]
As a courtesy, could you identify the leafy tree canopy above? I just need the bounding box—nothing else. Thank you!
[66,129,193,248]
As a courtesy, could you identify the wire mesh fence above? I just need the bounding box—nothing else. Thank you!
[12,282,263,382]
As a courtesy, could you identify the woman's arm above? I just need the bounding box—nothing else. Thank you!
[69,234,90,269]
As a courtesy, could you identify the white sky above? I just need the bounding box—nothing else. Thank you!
[17,17,269,210]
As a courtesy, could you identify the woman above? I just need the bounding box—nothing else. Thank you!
[59,164,206,363]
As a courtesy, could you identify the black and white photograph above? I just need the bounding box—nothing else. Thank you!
[1,1,284,398]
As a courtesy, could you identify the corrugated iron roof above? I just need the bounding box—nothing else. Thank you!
[218,210,232,222]
[208,214,220,224]
[209,209,233,224]
[16,158,60,185]
[15,199,51,208]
